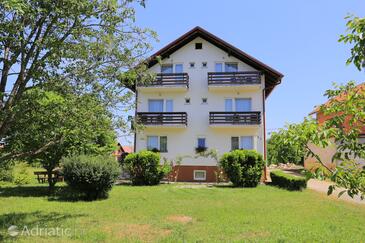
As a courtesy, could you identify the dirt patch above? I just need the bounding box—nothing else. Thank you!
[238,231,271,239]
[103,223,171,242]
[166,215,193,224]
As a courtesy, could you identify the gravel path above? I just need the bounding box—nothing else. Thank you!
[307,179,365,205]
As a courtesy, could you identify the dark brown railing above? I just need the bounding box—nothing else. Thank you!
[208,71,261,86]
[209,112,261,125]
[142,73,189,87]
[137,112,187,125]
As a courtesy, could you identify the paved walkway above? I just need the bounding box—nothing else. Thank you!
[307,179,365,205]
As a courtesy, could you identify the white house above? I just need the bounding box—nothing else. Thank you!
[134,27,283,182]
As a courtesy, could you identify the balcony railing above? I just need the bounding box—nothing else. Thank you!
[141,73,189,88]
[208,71,261,86]
[209,112,261,125]
[136,112,187,126]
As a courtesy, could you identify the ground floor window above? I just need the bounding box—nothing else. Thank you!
[194,170,206,181]
[231,136,254,150]
[147,136,168,152]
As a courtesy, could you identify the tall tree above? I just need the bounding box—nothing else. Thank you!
[0,0,155,157]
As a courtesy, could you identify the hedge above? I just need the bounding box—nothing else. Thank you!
[270,170,307,191]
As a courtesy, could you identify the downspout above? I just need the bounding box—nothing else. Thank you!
[133,90,138,153]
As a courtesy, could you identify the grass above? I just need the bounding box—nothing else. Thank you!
[0,183,365,242]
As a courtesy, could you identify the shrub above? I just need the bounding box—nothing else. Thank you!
[62,155,120,200]
[123,151,169,185]
[270,170,307,191]
[12,162,33,185]
[220,150,264,187]
[0,163,14,182]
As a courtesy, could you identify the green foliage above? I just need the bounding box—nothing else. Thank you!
[123,151,169,186]
[0,0,155,165]
[12,162,32,186]
[270,170,307,191]
[220,150,264,187]
[267,130,305,165]
[62,155,120,200]
[3,89,116,189]
[339,15,365,70]
[0,163,13,182]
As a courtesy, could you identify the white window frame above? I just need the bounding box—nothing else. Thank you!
[148,99,174,112]
[197,136,206,148]
[225,97,252,112]
[146,135,168,153]
[174,63,184,73]
[160,64,173,73]
[224,62,239,72]
[231,136,255,150]
[193,170,206,181]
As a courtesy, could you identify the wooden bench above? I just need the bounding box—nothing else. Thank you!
[34,171,64,184]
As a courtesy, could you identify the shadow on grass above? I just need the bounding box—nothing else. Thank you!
[0,186,90,202]
[0,211,86,241]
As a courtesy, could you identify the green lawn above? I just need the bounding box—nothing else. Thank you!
[0,183,365,242]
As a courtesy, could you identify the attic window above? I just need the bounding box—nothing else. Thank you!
[195,43,202,49]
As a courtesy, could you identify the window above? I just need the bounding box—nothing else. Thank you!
[225,99,233,112]
[202,98,207,104]
[185,98,191,104]
[202,62,207,68]
[195,43,202,49]
[235,98,251,112]
[240,136,254,150]
[148,99,164,112]
[160,136,167,152]
[231,137,239,150]
[189,62,195,68]
[225,63,238,72]
[147,136,158,150]
[215,63,223,72]
[197,138,206,148]
[161,64,173,73]
[147,136,168,152]
[175,64,183,73]
[166,99,173,112]
[231,136,254,150]
[194,170,206,180]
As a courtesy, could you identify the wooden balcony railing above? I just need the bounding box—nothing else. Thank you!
[208,71,261,86]
[141,73,189,87]
[136,112,187,126]
[209,112,261,125]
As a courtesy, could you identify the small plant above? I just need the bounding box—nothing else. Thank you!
[124,151,170,185]
[0,163,14,182]
[270,170,307,191]
[62,155,120,200]
[195,146,207,153]
[12,162,32,185]
[220,150,264,187]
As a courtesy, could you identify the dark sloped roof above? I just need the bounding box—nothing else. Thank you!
[145,26,284,98]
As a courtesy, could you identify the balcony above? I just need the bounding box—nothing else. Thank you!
[208,71,261,91]
[136,112,187,127]
[138,73,189,92]
[209,112,261,127]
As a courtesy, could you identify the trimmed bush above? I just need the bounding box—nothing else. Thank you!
[270,170,307,191]
[123,151,168,185]
[220,150,264,187]
[62,155,120,200]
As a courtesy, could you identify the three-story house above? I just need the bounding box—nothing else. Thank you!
[134,27,283,182]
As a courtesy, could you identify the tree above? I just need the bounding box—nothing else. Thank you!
[3,89,117,190]
[267,129,305,165]
[0,0,155,159]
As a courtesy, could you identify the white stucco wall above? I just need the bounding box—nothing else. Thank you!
[136,37,265,166]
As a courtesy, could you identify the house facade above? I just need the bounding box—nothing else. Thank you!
[134,27,283,182]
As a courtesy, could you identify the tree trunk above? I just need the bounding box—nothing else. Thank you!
[47,168,57,193]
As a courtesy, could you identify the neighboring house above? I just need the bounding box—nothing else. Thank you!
[305,83,365,170]
[134,26,283,182]
[113,143,134,161]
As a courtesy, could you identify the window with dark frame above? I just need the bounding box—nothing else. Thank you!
[202,98,207,104]
[160,136,167,152]
[202,62,207,68]
[195,43,202,49]
[185,98,191,104]
[231,137,239,150]
[189,62,195,68]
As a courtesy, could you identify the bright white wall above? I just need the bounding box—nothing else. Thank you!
[136,37,265,165]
